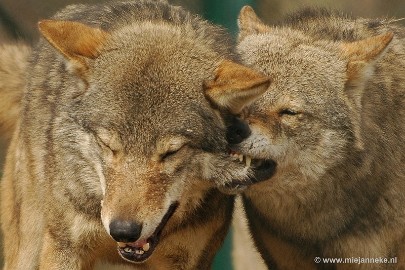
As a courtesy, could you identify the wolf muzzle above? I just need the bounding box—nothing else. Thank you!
[113,202,179,263]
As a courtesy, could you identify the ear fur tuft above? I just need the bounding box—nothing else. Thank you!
[238,6,270,41]
[204,60,271,114]
[38,20,110,73]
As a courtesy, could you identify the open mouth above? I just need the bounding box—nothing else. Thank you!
[229,149,277,188]
[117,202,179,263]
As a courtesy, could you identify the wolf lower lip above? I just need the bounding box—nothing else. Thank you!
[252,159,277,183]
[117,202,179,263]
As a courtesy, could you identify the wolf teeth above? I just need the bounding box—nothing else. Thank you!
[245,156,252,167]
[230,153,252,167]
[142,242,150,252]
[124,247,133,253]
[135,249,145,255]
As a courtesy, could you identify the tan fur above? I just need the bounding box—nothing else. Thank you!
[205,60,270,114]
[231,6,405,270]
[0,1,269,269]
[238,6,271,42]
[0,43,30,138]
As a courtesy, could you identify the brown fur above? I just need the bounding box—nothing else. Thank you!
[0,43,30,138]
[231,6,405,270]
[0,1,270,269]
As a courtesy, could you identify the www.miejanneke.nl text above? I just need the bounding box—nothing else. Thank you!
[314,256,397,264]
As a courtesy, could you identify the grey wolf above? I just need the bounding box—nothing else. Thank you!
[0,1,271,269]
[231,6,405,270]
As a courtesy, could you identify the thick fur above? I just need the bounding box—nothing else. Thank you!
[0,1,270,269]
[0,43,30,138]
[233,7,405,270]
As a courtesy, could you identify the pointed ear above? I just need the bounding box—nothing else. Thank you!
[238,6,270,41]
[340,32,393,85]
[204,60,271,114]
[38,20,110,71]
[339,32,393,150]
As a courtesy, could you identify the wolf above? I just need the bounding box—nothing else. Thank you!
[230,6,405,270]
[0,1,272,269]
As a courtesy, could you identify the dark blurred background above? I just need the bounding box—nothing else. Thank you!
[0,0,404,269]
[1,0,405,44]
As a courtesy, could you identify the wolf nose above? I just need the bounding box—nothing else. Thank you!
[109,220,143,243]
[226,117,251,144]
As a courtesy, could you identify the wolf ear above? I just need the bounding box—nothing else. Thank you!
[238,6,270,41]
[38,20,110,72]
[340,32,393,86]
[339,32,393,150]
[204,60,271,114]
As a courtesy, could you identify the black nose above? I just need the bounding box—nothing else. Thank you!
[109,220,143,243]
[226,117,251,144]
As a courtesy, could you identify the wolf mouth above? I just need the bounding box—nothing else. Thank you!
[229,150,277,187]
[117,202,179,263]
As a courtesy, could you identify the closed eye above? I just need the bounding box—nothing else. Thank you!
[160,144,186,161]
[161,149,178,160]
[279,108,299,116]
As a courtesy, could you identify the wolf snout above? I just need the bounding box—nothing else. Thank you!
[226,117,251,144]
[109,220,143,243]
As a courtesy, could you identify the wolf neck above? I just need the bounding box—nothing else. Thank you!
[243,145,397,237]
[241,119,405,262]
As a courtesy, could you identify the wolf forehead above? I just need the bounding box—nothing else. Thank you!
[240,29,346,81]
[77,25,224,137]
[47,1,230,148]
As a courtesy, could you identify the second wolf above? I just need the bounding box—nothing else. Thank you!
[231,6,405,270]
[0,1,271,269]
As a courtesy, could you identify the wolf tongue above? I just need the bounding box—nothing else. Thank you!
[127,239,148,248]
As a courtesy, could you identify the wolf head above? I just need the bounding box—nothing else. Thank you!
[37,2,270,263]
[231,6,394,184]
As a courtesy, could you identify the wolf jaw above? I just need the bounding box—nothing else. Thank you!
[117,202,179,263]
[228,149,277,186]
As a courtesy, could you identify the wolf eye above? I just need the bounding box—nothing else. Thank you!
[160,146,185,161]
[160,144,187,161]
[279,108,298,116]
[158,137,189,162]
[161,149,180,160]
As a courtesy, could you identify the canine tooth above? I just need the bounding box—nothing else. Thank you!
[142,242,150,251]
[239,154,244,162]
[135,249,145,255]
[246,156,252,167]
